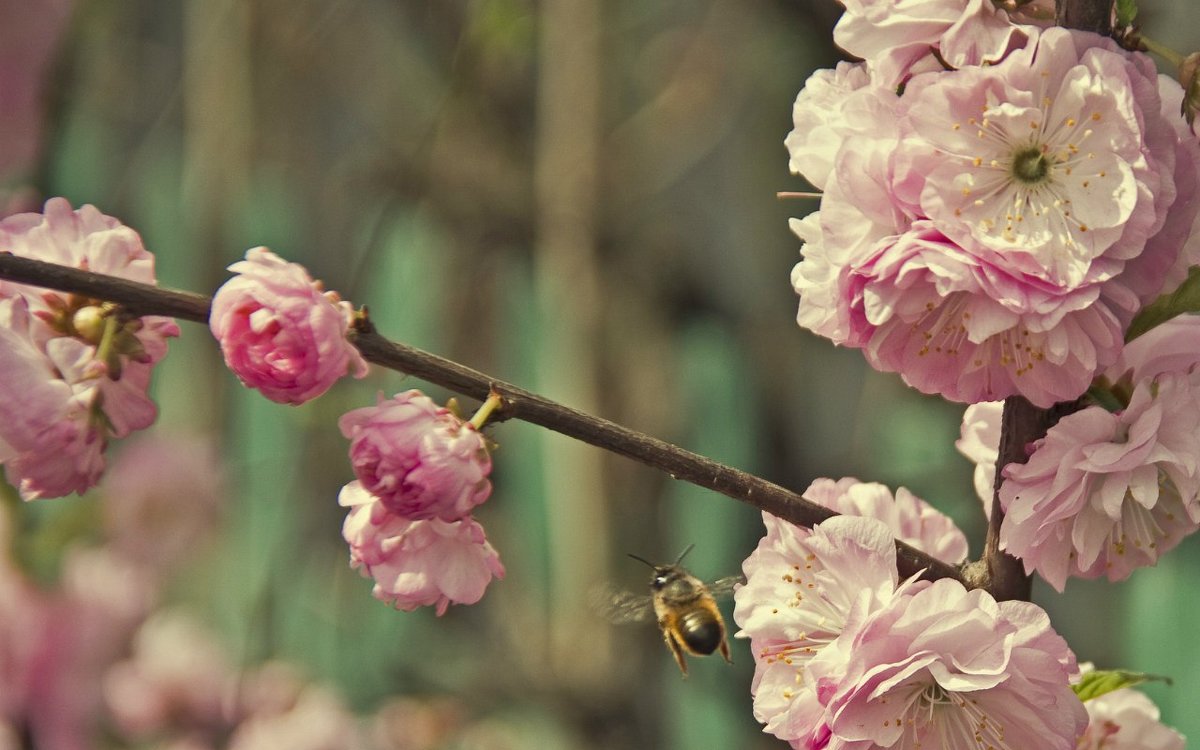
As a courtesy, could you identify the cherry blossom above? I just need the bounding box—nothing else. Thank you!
[100,432,225,573]
[809,578,1087,750]
[790,28,1200,407]
[339,481,504,615]
[734,515,926,747]
[999,319,1200,590]
[339,390,492,522]
[786,62,873,192]
[0,199,178,499]
[802,476,969,563]
[1075,672,1184,750]
[209,247,368,405]
[956,400,1003,510]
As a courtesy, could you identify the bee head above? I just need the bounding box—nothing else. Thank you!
[629,544,696,590]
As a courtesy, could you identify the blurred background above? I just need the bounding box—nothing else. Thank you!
[2,0,1199,747]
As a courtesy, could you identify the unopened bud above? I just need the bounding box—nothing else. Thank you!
[72,305,107,343]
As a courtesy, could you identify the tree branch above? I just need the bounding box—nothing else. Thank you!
[1056,0,1113,35]
[0,252,965,585]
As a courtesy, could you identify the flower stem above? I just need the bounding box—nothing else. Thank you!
[93,309,121,377]
[469,389,505,430]
[1139,35,1186,68]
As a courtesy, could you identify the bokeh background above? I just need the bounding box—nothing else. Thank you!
[3,0,1200,747]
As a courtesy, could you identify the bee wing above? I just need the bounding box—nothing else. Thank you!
[706,575,745,601]
[589,582,655,624]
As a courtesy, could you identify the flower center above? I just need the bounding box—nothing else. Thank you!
[1009,145,1051,184]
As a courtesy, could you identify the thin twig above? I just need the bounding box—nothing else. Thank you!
[0,252,965,584]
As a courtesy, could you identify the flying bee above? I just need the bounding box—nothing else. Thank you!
[595,544,742,677]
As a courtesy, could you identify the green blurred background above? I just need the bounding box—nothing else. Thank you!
[9,0,1200,746]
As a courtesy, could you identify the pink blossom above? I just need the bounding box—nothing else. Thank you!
[999,325,1200,590]
[809,578,1087,750]
[103,610,237,739]
[802,477,969,563]
[733,515,925,747]
[0,524,49,722]
[833,0,1030,86]
[101,431,225,573]
[0,296,105,498]
[1111,313,1200,383]
[842,221,1124,406]
[791,28,1199,407]
[25,547,155,750]
[0,1,73,183]
[0,199,179,498]
[956,401,1003,509]
[339,390,492,521]
[786,62,873,191]
[895,30,1180,292]
[339,481,504,615]
[1076,674,1184,750]
[227,685,362,750]
[209,247,368,405]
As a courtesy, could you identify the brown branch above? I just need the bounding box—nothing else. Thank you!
[1056,0,1113,35]
[0,252,965,585]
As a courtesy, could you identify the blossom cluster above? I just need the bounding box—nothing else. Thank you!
[736,482,1187,748]
[789,18,1200,408]
[0,198,179,499]
[735,507,1088,750]
[338,390,504,615]
[958,315,1200,590]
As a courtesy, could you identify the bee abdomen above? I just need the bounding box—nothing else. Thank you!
[678,611,723,655]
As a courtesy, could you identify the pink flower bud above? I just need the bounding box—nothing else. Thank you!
[339,390,492,522]
[339,481,504,615]
[209,247,368,405]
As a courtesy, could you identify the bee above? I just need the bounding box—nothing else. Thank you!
[595,544,742,677]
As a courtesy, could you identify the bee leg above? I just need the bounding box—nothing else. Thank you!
[663,628,690,677]
[718,636,732,665]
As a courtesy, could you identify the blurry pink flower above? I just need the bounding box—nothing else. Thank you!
[0,0,73,183]
[101,431,225,572]
[733,515,925,747]
[834,0,1029,86]
[0,199,179,499]
[339,390,492,521]
[956,400,1002,509]
[999,333,1200,591]
[103,610,237,739]
[802,476,969,563]
[809,578,1087,750]
[369,696,466,750]
[1076,676,1184,750]
[227,685,362,750]
[25,547,155,750]
[209,247,368,405]
[0,525,49,722]
[340,481,504,615]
